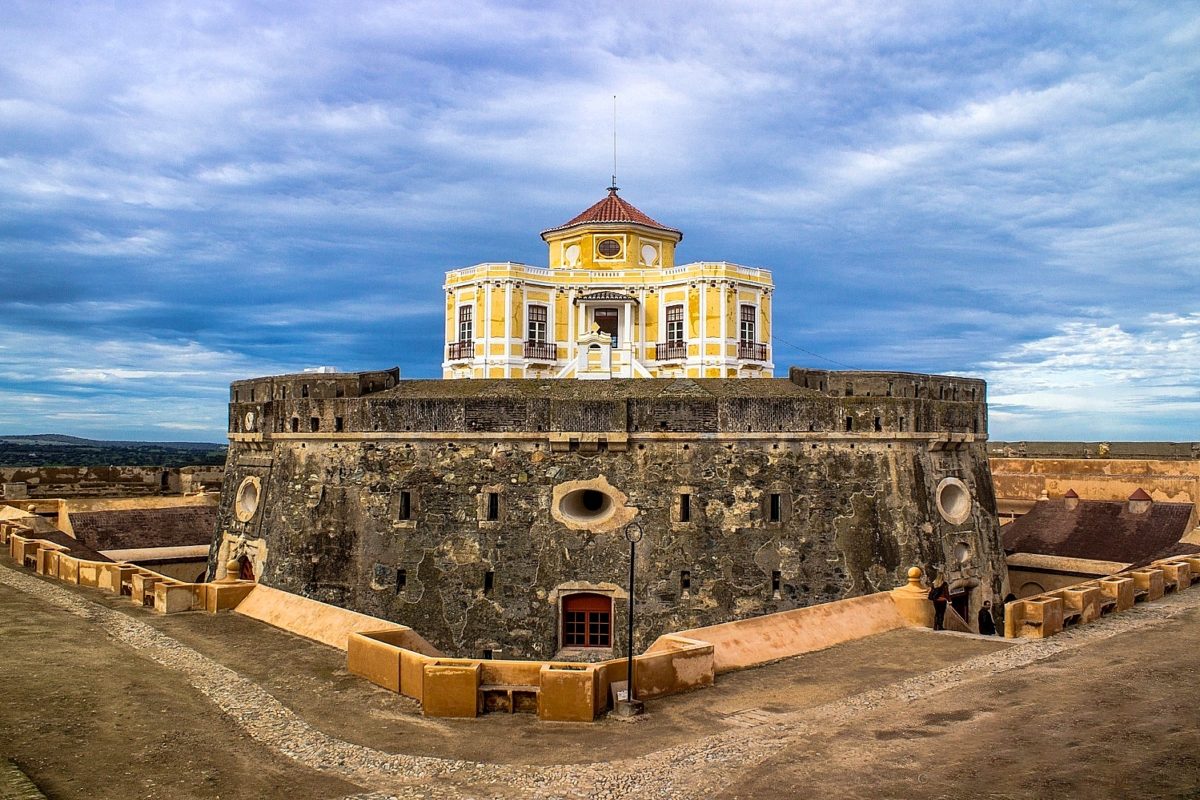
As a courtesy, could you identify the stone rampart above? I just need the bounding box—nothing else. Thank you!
[212,369,1004,661]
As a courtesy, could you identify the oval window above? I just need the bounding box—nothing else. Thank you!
[597,238,621,257]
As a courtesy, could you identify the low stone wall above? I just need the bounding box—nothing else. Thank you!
[2,517,253,616]
[1004,556,1199,639]
[664,591,911,674]
[233,584,414,651]
[345,584,930,721]
[0,466,224,500]
[347,629,714,721]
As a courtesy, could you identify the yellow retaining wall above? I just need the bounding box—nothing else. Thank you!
[1004,559,1194,640]
[422,661,482,718]
[634,635,715,699]
[3,528,265,620]
[233,584,405,651]
[204,581,257,612]
[348,629,444,695]
[665,591,911,674]
[538,664,596,722]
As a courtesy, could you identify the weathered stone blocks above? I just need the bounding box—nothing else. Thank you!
[212,371,1007,659]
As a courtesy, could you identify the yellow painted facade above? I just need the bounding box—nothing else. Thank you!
[443,188,775,379]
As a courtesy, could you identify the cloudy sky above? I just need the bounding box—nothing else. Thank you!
[1,2,1197,442]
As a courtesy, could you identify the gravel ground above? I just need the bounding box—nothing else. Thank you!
[3,561,1198,800]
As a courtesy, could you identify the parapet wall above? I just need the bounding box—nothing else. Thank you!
[0,465,224,499]
[989,441,1200,460]
[227,370,987,440]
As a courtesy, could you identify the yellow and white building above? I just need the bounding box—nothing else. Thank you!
[443,186,774,379]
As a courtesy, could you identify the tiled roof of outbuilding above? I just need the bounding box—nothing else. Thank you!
[70,506,217,551]
[541,187,681,238]
[1003,497,1197,567]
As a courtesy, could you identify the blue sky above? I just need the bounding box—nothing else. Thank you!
[1,2,1197,442]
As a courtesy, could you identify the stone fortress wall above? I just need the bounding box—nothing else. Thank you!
[989,440,1200,529]
[1,465,223,500]
[212,366,1005,661]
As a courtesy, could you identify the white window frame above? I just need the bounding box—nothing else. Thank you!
[527,303,549,344]
[739,304,757,344]
[457,304,473,343]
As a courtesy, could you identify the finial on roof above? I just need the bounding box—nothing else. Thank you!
[612,94,618,193]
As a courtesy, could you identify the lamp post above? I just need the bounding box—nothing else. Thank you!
[617,520,645,717]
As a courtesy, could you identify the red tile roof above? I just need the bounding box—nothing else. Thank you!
[1063,488,1079,498]
[1003,498,1196,566]
[541,187,682,238]
[1128,487,1152,501]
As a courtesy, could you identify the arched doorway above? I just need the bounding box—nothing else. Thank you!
[237,555,256,582]
[562,593,612,648]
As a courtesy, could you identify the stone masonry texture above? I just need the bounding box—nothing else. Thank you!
[211,367,1004,660]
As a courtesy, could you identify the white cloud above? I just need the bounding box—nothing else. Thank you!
[1,2,1199,440]
[980,315,1200,439]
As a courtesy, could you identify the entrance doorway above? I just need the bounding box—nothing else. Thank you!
[949,588,970,626]
[594,308,618,347]
[237,555,256,582]
[562,593,612,647]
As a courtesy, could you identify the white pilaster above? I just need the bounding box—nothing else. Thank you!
[503,280,513,378]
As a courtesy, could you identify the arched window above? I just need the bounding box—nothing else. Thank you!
[562,593,612,647]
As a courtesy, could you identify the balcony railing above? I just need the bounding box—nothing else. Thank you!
[524,340,558,360]
[738,341,768,361]
[447,340,475,361]
[656,341,688,361]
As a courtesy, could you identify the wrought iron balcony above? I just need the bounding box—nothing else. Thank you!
[738,341,768,361]
[447,340,475,361]
[656,341,688,361]
[524,340,558,360]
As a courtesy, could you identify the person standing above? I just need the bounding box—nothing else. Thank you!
[928,574,950,631]
[978,599,998,636]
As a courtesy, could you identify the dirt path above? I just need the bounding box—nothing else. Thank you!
[3,558,1200,799]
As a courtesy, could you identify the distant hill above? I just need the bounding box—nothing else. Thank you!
[0,435,227,467]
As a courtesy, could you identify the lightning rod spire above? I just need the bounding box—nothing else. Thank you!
[611,95,618,191]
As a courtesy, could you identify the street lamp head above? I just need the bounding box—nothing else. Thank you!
[624,520,643,543]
